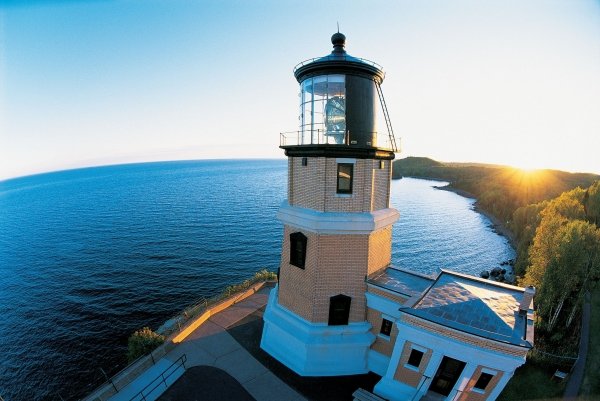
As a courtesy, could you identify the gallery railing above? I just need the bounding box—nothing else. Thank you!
[293,55,385,75]
[280,129,400,152]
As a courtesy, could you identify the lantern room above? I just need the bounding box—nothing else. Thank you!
[281,32,399,159]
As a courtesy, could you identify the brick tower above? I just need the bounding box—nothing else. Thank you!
[261,32,400,375]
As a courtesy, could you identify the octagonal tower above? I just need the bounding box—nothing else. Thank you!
[261,33,400,376]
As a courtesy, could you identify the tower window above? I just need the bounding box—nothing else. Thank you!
[474,372,494,391]
[302,157,308,166]
[380,318,393,336]
[337,163,353,194]
[289,232,307,269]
[328,294,351,325]
[407,349,424,368]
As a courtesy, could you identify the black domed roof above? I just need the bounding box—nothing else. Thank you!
[293,32,385,84]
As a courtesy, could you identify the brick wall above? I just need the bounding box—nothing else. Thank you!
[457,366,505,401]
[278,226,318,321]
[279,225,398,323]
[367,308,398,356]
[372,160,391,210]
[278,226,368,322]
[311,232,370,322]
[367,227,392,275]
[288,157,391,212]
[367,286,409,305]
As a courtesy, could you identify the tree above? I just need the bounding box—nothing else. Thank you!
[522,188,599,331]
[526,219,600,331]
[511,201,548,276]
[584,180,600,226]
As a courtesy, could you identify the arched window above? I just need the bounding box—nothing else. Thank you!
[289,232,307,269]
[328,294,351,325]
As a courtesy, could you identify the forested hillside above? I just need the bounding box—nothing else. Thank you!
[394,156,600,361]
[393,157,599,224]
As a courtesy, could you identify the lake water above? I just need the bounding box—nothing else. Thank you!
[0,160,514,400]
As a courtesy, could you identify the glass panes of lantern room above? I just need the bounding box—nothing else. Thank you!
[299,74,346,145]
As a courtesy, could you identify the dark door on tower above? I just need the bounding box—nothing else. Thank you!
[328,294,351,325]
[428,356,466,396]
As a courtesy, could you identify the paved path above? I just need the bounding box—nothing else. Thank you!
[563,291,591,400]
[159,286,306,401]
[158,366,256,401]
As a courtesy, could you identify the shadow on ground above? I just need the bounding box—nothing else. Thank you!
[158,365,256,401]
[227,306,381,401]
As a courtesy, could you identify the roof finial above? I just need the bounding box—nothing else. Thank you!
[337,21,339,33]
[331,30,346,54]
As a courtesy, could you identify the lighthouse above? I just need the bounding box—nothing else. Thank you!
[260,32,400,376]
[260,34,534,401]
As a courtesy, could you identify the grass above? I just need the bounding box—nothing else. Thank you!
[580,288,600,399]
[497,363,565,401]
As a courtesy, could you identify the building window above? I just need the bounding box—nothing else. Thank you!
[407,349,424,368]
[379,160,385,169]
[328,294,351,325]
[289,232,307,269]
[474,372,494,391]
[380,318,393,336]
[302,157,308,166]
[337,163,353,194]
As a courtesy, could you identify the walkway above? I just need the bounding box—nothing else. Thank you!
[158,286,306,401]
[158,366,256,401]
[563,291,591,400]
[99,283,377,401]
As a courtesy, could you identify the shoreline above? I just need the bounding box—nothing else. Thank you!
[432,183,517,249]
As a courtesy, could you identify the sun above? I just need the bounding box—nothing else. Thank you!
[516,166,540,175]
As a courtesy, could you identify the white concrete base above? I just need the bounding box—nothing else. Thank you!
[261,286,375,376]
[277,202,400,234]
[374,376,419,401]
[367,350,390,377]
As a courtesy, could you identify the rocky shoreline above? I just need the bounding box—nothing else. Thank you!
[432,184,517,247]
[431,183,518,284]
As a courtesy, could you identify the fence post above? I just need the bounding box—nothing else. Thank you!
[101,367,118,393]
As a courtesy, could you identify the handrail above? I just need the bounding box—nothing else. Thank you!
[129,353,187,401]
[293,55,384,73]
[280,130,396,151]
[375,82,399,153]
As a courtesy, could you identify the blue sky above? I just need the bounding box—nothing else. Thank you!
[1,0,599,179]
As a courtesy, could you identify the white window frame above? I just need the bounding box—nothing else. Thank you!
[404,344,427,372]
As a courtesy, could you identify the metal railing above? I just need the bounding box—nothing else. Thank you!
[293,55,384,74]
[375,82,399,153]
[129,354,187,401]
[280,129,399,151]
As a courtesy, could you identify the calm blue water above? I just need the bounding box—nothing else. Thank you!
[0,160,514,400]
